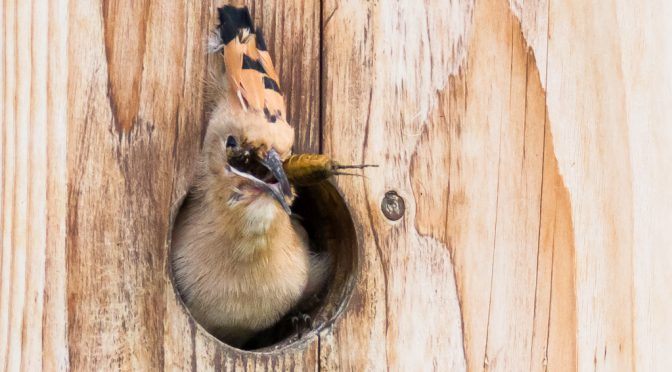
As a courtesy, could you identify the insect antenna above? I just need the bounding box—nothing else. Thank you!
[332,171,370,180]
[333,164,379,170]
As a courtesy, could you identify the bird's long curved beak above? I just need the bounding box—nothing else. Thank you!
[260,149,292,213]
[260,149,292,199]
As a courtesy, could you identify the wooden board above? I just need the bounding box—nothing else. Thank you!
[1,0,671,370]
[1,0,322,370]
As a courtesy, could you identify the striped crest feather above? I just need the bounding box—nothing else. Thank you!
[216,5,286,124]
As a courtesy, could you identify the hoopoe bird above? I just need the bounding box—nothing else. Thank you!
[171,5,330,348]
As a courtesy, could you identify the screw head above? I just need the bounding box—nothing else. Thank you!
[381,191,405,221]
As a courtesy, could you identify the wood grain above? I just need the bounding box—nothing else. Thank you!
[530,120,578,372]
[320,0,473,370]
[2,0,671,370]
[1,0,69,370]
[514,0,672,370]
[320,0,668,370]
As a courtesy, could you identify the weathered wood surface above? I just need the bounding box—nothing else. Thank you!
[1,0,671,371]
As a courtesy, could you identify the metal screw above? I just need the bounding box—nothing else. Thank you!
[381,191,405,221]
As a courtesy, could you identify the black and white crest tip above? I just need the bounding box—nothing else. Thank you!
[218,6,254,44]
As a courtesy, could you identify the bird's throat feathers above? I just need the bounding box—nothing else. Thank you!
[241,198,281,236]
[223,197,292,261]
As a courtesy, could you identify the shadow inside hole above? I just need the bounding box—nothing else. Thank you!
[169,181,359,351]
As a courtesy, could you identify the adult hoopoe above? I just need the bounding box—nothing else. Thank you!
[171,5,330,348]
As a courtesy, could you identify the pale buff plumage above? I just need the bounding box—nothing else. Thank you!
[171,5,329,347]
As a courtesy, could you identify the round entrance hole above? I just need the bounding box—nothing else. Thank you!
[167,181,359,351]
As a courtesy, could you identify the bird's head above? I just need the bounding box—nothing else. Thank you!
[202,112,295,219]
[202,4,297,218]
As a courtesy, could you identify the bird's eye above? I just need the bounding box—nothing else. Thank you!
[226,136,237,148]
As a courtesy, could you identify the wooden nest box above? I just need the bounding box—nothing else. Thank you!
[1,0,670,370]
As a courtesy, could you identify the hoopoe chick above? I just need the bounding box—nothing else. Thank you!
[171,5,330,348]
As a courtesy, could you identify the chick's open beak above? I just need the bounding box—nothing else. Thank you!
[226,148,293,215]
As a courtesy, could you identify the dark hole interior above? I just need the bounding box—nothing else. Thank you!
[168,181,359,351]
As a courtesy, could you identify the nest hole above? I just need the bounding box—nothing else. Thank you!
[168,181,359,351]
